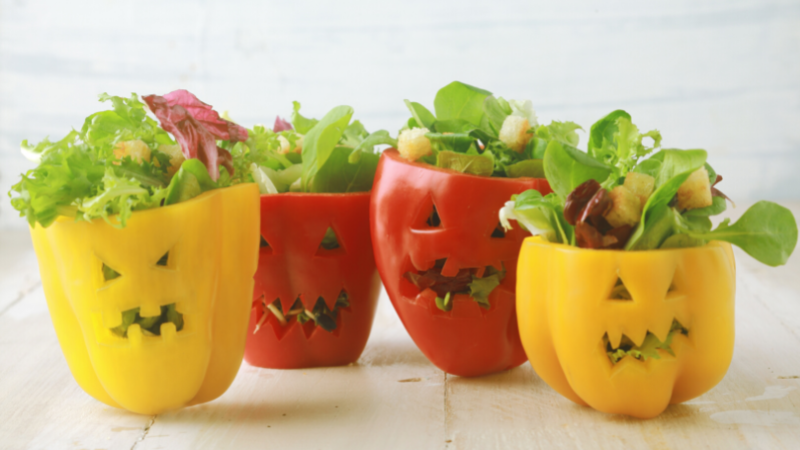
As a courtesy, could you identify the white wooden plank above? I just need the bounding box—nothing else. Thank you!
[137,290,448,450]
[0,230,40,314]
[0,199,798,448]
[0,286,154,450]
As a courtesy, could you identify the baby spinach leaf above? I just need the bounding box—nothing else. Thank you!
[543,140,611,200]
[301,106,354,192]
[684,196,727,218]
[650,149,707,188]
[311,146,380,193]
[633,158,661,179]
[627,204,677,250]
[660,234,706,249]
[164,159,218,205]
[426,132,477,154]
[404,100,436,130]
[340,120,369,149]
[506,159,545,178]
[290,101,319,134]
[434,81,492,126]
[483,96,512,136]
[626,149,707,249]
[436,151,493,176]
[348,130,397,164]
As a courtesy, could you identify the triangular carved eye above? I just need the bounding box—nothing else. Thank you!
[316,227,344,255]
[156,251,170,267]
[427,205,441,227]
[412,195,442,230]
[102,262,121,281]
[609,278,632,301]
[260,236,271,248]
[490,222,505,238]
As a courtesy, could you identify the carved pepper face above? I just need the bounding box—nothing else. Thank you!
[31,184,260,415]
[370,150,552,377]
[517,237,736,418]
[244,192,381,369]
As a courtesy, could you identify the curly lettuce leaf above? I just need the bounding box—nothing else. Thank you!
[78,167,166,228]
[10,143,105,227]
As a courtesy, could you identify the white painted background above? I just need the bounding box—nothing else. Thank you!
[1,0,799,229]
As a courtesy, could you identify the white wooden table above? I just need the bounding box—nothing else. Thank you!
[1,203,799,450]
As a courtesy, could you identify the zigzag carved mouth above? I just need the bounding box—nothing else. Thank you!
[253,290,350,340]
[603,319,689,364]
[100,251,187,342]
[403,258,505,311]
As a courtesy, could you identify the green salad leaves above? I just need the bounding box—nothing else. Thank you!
[501,110,798,267]
[398,81,580,178]
[9,93,228,228]
[228,103,395,194]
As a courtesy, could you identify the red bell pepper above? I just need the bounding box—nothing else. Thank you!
[245,192,382,369]
[370,150,552,377]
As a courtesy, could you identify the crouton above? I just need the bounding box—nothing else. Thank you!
[676,167,713,210]
[624,172,656,206]
[157,144,186,175]
[398,127,432,161]
[499,116,532,153]
[604,185,642,228]
[113,140,151,163]
[277,135,303,154]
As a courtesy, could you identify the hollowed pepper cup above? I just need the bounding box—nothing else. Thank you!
[30,183,260,415]
[517,236,736,418]
[244,192,382,369]
[370,150,552,377]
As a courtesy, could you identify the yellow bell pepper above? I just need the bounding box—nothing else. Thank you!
[517,236,736,419]
[30,184,259,415]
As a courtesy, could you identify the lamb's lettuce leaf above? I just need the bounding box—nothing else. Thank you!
[682,201,797,267]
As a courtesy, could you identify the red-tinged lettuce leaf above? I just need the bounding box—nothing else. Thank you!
[273,116,293,132]
[162,90,248,142]
[143,93,234,181]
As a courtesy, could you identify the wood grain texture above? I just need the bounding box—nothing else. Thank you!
[1,0,800,229]
[0,202,798,449]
